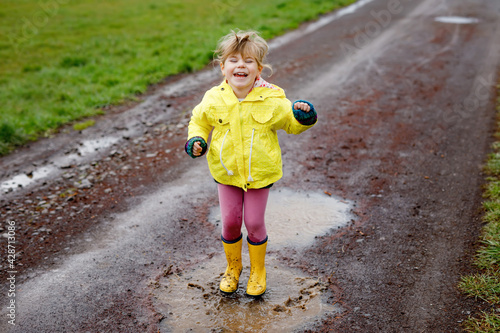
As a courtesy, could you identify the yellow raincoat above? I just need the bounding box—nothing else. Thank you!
[187,80,316,191]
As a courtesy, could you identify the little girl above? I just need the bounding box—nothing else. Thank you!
[185,30,317,297]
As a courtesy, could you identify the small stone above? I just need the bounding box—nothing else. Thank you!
[62,173,74,179]
[78,164,90,171]
[77,179,92,189]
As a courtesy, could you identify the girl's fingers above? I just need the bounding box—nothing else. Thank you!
[295,102,311,112]
[193,142,202,156]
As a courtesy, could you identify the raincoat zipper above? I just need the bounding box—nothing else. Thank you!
[219,127,255,182]
[247,128,255,182]
[220,129,233,176]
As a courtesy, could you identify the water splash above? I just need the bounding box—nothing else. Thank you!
[155,256,340,332]
[155,189,352,332]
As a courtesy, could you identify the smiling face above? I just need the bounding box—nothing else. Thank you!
[221,52,263,99]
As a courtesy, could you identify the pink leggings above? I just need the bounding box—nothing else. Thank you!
[217,184,269,243]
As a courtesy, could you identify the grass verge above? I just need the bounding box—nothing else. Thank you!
[459,80,500,332]
[0,0,356,155]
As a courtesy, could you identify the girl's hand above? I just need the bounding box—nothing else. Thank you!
[193,141,203,156]
[294,102,311,112]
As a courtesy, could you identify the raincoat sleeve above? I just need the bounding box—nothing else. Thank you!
[185,103,212,158]
[280,99,318,135]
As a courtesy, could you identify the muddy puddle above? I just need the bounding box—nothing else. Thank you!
[153,189,352,332]
[210,188,353,249]
[155,256,340,333]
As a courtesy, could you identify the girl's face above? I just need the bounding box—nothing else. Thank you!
[221,53,262,99]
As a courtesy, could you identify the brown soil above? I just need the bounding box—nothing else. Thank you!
[1,0,500,332]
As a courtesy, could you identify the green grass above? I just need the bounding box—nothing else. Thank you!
[0,0,356,155]
[73,120,95,131]
[459,82,500,332]
[462,310,500,333]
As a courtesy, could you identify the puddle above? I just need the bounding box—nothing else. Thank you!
[154,189,351,332]
[209,188,353,248]
[58,136,121,166]
[72,136,120,156]
[154,255,340,333]
[0,136,120,194]
[434,16,479,24]
[1,166,57,193]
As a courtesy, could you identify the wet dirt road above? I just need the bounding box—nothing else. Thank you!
[1,0,500,331]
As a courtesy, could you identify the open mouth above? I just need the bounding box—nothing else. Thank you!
[234,72,248,78]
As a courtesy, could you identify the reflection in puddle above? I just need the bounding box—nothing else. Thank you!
[210,188,352,248]
[1,136,120,194]
[1,166,57,193]
[74,137,120,156]
[155,256,340,332]
[434,16,479,24]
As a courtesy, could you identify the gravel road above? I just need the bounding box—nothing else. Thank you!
[1,0,500,331]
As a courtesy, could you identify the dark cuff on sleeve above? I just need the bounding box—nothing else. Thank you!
[293,100,317,126]
[185,137,207,158]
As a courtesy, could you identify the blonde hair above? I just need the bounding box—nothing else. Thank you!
[214,30,273,76]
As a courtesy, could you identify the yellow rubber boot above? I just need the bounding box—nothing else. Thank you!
[219,235,243,294]
[246,236,268,297]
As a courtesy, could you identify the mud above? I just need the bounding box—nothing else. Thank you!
[151,189,352,332]
[1,0,500,332]
[154,256,339,333]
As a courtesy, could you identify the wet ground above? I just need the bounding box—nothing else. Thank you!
[1,0,500,331]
